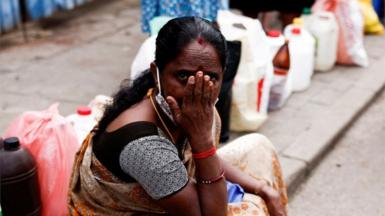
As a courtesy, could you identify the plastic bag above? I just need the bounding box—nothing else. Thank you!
[359,0,384,35]
[130,35,156,80]
[217,10,273,132]
[88,94,112,122]
[226,181,245,203]
[4,104,79,216]
[312,0,369,67]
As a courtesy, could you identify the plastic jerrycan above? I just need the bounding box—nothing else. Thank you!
[307,12,338,72]
[269,40,292,111]
[266,30,285,59]
[66,106,97,145]
[0,137,41,216]
[284,20,315,92]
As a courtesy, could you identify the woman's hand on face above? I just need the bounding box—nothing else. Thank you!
[166,71,216,151]
[257,184,287,216]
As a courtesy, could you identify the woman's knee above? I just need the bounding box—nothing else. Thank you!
[240,133,276,151]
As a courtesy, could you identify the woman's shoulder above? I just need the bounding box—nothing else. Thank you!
[106,97,157,133]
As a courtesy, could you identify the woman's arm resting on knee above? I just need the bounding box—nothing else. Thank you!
[220,158,287,216]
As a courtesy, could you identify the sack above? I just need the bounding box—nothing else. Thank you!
[359,0,385,35]
[312,0,369,67]
[4,104,79,216]
[217,10,273,132]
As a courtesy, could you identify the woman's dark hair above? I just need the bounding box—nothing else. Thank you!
[95,17,227,136]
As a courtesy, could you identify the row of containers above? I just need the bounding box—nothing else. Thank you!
[0,0,90,33]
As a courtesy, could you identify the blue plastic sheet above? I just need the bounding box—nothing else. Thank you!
[226,181,245,203]
[0,0,90,31]
[27,0,56,20]
[372,0,384,18]
[27,0,89,20]
[0,0,21,32]
[55,0,75,10]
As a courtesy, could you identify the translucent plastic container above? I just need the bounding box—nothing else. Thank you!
[66,106,97,144]
[266,30,285,59]
[306,12,339,72]
[284,26,315,92]
[269,40,291,111]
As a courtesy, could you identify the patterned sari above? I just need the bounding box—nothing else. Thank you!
[68,114,287,215]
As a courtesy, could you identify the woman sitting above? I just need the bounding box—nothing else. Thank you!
[68,16,288,216]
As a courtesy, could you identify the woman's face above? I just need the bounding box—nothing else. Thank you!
[155,40,224,106]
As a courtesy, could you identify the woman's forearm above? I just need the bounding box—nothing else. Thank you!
[220,158,266,195]
[191,139,228,216]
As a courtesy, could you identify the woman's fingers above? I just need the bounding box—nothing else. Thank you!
[166,96,182,123]
[202,75,212,105]
[208,81,215,105]
[183,76,195,107]
[193,71,204,104]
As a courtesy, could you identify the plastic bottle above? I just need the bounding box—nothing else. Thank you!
[269,40,291,110]
[66,106,97,144]
[301,7,313,27]
[0,137,41,216]
[306,12,339,72]
[284,25,315,92]
[266,30,285,59]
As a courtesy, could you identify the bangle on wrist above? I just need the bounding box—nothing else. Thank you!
[192,146,216,159]
[196,169,225,184]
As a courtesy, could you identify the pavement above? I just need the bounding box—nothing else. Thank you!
[1,0,385,198]
[289,81,385,216]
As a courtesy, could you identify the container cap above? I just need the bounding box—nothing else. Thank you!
[291,27,301,35]
[302,7,311,15]
[267,30,282,38]
[293,18,304,26]
[4,137,20,150]
[77,106,92,116]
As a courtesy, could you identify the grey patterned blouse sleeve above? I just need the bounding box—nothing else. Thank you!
[119,135,189,200]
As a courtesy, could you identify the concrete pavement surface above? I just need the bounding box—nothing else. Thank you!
[289,88,385,216]
[1,0,385,198]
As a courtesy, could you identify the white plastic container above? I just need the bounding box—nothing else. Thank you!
[218,10,273,131]
[268,41,292,111]
[300,8,313,28]
[284,26,315,92]
[266,30,285,59]
[66,106,97,144]
[306,12,339,72]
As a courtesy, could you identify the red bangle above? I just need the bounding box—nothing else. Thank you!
[192,146,216,159]
[196,170,225,184]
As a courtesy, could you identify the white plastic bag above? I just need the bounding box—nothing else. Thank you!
[218,11,273,132]
[130,35,156,80]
